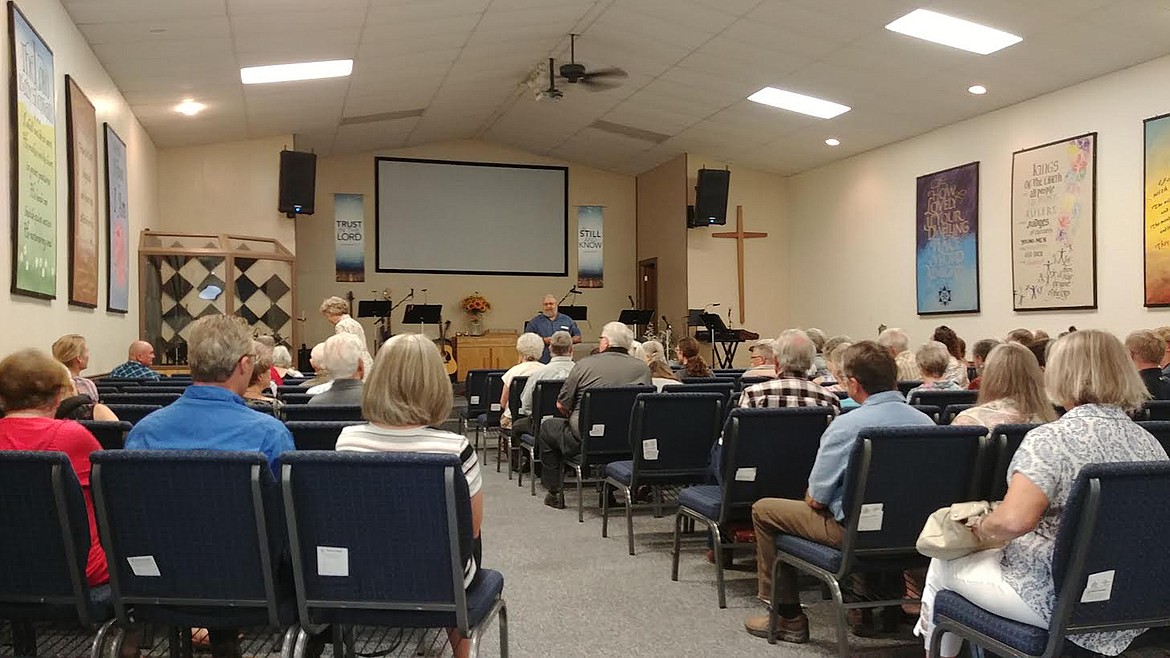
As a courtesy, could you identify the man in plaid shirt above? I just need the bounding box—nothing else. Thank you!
[108,341,161,380]
[739,329,842,413]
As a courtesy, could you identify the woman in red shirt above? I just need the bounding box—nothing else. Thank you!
[0,349,107,586]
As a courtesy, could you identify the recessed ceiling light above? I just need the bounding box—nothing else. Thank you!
[968,84,987,95]
[885,9,1022,55]
[174,99,206,116]
[825,138,841,146]
[747,87,851,119]
[240,59,353,85]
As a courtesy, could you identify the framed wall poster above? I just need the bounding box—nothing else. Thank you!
[8,1,56,299]
[65,74,98,307]
[1144,113,1170,306]
[1010,133,1097,311]
[915,162,980,315]
[104,123,129,313]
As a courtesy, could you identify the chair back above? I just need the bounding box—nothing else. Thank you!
[482,372,506,426]
[911,404,941,423]
[78,420,132,450]
[897,380,922,396]
[529,379,565,434]
[90,450,287,626]
[680,377,723,384]
[464,369,501,414]
[507,376,529,422]
[1137,421,1170,458]
[907,389,978,408]
[578,386,655,467]
[628,392,723,486]
[1142,400,1170,421]
[939,404,974,425]
[664,381,735,408]
[277,385,308,396]
[103,404,162,425]
[987,423,1042,500]
[102,392,181,407]
[281,452,476,632]
[0,452,96,624]
[121,385,188,394]
[283,405,364,422]
[1046,462,1170,648]
[95,384,122,395]
[839,426,989,565]
[280,393,314,405]
[288,421,365,450]
[718,407,833,524]
[713,369,746,377]
[737,376,772,391]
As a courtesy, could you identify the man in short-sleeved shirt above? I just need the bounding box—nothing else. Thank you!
[109,341,161,380]
[525,295,582,363]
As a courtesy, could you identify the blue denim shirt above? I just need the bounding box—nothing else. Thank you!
[125,384,294,471]
[524,313,581,363]
[807,390,934,521]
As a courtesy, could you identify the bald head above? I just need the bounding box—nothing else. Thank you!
[129,340,155,366]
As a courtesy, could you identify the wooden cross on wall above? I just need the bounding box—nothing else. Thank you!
[711,205,768,324]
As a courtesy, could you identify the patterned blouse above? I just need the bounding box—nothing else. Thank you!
[951,398,1037,428]
[944,356,969,387]
[1002,404,1168,655]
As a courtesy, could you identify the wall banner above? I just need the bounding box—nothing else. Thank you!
[577,205,603,288]
[65,75,98,308]
[334,193,365,282]
[915,162,980,315]
[1144,114,1170,306]
[1011,133,1097,311]
[104,124,129,313]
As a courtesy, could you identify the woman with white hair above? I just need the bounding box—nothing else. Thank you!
[272,345,302,379]
[908,341,964,396]
[499,332,546,429]
[320,295,373,379]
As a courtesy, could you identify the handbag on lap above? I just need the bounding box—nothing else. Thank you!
[916,501,1005,560]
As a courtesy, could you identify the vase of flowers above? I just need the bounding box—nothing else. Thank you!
[460,292,491,336]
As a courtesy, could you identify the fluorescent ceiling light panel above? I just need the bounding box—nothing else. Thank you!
[747,87,850,119]
[885,9,1021,55]
[240,59,353,84]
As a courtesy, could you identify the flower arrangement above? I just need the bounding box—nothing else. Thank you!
[460,292,491,317]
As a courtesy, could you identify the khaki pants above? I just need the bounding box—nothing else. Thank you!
[753,498,844,603]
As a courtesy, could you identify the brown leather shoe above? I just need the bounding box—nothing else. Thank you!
[744,612,809,643]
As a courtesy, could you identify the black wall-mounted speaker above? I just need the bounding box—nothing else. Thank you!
[694,168,730,226]
[278,150,317,216]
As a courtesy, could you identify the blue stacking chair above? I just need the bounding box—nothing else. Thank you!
[280,393,314,405]
[680,377,724,384]
[78,420,133,450]
[121,385,188,394]
[101,392,182,407]
[103,404,162,425]
[737,375,773,391]
[461,369,504,453]
[91,450,297,657]
[1138,420,1170,458]
[664,381,736,421]
[496,376,528,477]
[672,406,834,608]
[1141,400,1170,421]
[941,403,976,425]
[475,373,507,450]
[602,392,724,556]
[911,404,942,423]
[907,388,978,409]
[277,384,309,396]
[988,424,1043,500]
[768,425,990,657]
[516,380,565,494]
[897,380,923,396]
[0,452,120,658]
[287,420,365,450]
[930,462,1170,658]
[568,385,655,522]
[283,404,363,422]
[281,452,508,658]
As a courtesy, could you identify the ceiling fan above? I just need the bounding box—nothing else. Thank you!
[557,33,627,90]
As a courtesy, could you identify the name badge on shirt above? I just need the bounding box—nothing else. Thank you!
[559,325,569,330]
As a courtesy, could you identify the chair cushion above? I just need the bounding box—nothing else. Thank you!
[775,534,843,572]
[678,485,722,520]
[519,433,536,448]
[605,460,635,485]
[476,413,487,425]
[934,590,1049,656]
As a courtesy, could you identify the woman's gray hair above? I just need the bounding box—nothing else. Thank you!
[363,333,452,426]
[322,333,365,378]
[319,296,350,317]
[1047,329,1150,410]
[877,327,910,353]
[188,315,254,383]
[516,332,545,361]
[272,345,293,368]
[915,340,951,378]
[600,321,633,350]
[642,340,667,364]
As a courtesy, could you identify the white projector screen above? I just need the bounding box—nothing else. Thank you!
[375,157,568,275]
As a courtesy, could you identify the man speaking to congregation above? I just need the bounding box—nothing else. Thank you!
[525,294,582,363]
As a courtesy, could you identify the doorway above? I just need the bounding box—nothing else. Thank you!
[637,258,658,335]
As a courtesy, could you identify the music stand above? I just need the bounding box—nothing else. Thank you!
[357,301,391,318]
[687,309,705,327]
[561,305,588,322]
[402,304,442,330]
[618,309,654,326]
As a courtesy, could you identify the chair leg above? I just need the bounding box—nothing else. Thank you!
[90,618,117,658]
[626,486,636,555]
[11,620,36,657]
[499,599,509,658]
[827,577,850,658]
[711,523,728,609]
[652,485,663,518]
[574,466,584,523]
[278,626,297,658]
[291,627,309,658]
[670,509,685,581]
[601,479,611,537]
[530,451,538,496]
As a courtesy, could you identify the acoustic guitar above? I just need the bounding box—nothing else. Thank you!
[437,320,457,376]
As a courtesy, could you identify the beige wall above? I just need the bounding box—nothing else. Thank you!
[157,135,295,253]
[0,0,158,372]
[636,154,689,340]
[296,139,637,352]
[686,156,789,365]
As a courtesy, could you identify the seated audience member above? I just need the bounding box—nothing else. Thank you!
[1031,328,1050,341]
[744,341,934,642]
[739,330,841,413]
[932,325,969,387]
[0,350,108,587]
[641,340,680,391]
[56,379,120,422]
[272,345,303,380]
[909,341,964,395]
[1126,329,1170,400]
[125,315,294,469]
[242,342,278,405]
[1154,326,1170,376]
[539,322,652,509]
[824,343,860,408]
[915,329,1166,657]
[108,340,161,380]
[500,333,547,430]
[512,331,575,440]
[952,342,1057,427]
[300,342,330,389]
[308,334,365,406]
[805,328,829,378]
[744,340,779,378]
[334,333,482,658]
[1028,337,1051,370]
[1006,328,1034,345]
[966,338,1000,390]
[878,327,919,382]
[676,336,713,378]
[254,335,282,387]
[52,334,99,402]
[629,340,646,362]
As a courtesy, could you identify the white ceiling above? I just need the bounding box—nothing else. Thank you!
[63,0,1170,175]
